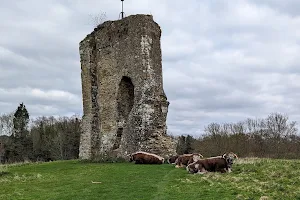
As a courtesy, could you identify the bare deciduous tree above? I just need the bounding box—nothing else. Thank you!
[89,12,107,28]
[0,112,14,136]
[205,123,221,136]
[266,113,297,138]
[192,113,299,159]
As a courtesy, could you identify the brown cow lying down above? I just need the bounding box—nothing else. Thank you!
[168,155,179,164]
[129,151,164,164]
[175,153,203,168]
[186,153,237,174]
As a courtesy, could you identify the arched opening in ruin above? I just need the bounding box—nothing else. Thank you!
[113,76,134,150]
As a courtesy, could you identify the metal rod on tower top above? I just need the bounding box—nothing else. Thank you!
[121,0,124,19]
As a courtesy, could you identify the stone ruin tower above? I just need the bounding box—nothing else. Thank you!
[79,14,176,160]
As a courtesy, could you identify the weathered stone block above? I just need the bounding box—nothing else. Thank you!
[79,14,176,160]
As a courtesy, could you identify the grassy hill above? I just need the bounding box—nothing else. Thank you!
[1,158,300,200]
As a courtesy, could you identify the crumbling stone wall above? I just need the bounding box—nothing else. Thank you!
[79,14,176,160]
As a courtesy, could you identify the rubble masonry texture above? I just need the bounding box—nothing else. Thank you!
[79,14,176,160]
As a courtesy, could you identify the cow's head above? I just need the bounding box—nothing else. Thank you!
[128,153,134,162]
[192,154,201,162]
[222,152,238,168]
[227,152,238,159]
[186,163,200,174]
[222,153,234,167]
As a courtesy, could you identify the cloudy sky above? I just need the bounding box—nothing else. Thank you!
[1,0,300,136]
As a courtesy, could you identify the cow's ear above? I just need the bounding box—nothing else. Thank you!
[222,153,227,159]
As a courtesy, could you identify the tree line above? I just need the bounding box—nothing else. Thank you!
[0,103,81,164]
[1,103,299,164]
[176,113,300,159]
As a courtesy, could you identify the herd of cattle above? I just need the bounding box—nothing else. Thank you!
[129,151,238,174]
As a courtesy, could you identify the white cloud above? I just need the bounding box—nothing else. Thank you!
[1,0,300,136]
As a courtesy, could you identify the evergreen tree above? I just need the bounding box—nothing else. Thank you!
[8,103,33,162]
[176,135,195,154]
[13,102,29,138]
[176,135,186,155]
[185,135,194,154]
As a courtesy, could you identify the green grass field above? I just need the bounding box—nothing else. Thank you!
[1,158,300,200]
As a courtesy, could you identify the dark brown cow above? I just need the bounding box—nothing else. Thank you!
[186,153,236,174]
[167,155,179,164]
[175,153,203,168]
[129,151,164,164]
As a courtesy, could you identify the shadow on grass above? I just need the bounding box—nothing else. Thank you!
[0,171,10,176]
